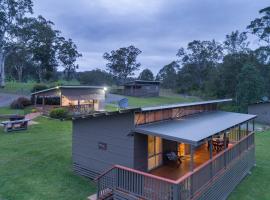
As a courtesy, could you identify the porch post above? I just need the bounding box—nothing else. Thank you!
[190,145,194,171]
[34,95,37,106]
[247,122,249,136]
[210,137,213,178]
[190,145,194,197]
[223,132,227,168]
[238,125,241,141]
[42,96,45,108]
[253,120,255,132]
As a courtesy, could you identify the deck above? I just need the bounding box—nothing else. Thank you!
[150,143,233,180]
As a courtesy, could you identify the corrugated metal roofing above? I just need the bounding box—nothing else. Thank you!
[31,85,106,95]
[134,111,256,146]
[141,99,233,112]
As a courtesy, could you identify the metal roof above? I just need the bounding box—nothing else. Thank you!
[141,99,233,112]
[124,80,160,86]
[134,111,256,146]
[72,108,141,120]
[31,85,106,95]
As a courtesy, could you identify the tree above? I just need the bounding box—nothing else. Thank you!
[0,0,33,87]
[138,68,154,81]
[236,64,264,111]
[103,45,142,82]
[224,31,250,54]
[77,69,115,86]
[247,6,270,45]
[176,40,223,92]
[156,61,178,89]
[57,38,82,80]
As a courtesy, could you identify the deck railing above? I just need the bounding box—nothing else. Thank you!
[96,132,255,200]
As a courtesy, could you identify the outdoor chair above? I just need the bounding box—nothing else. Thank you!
[165,152,182,168]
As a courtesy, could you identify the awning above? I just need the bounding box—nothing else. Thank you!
[134,111,256,146]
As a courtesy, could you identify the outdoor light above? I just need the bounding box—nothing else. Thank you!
[103,87,108,92]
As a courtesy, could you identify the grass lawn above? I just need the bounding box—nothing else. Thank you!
[228,130,270,200]
[0,117,94,200]
[0,106,33,116]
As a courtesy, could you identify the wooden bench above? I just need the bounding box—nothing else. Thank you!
[1,119,30,133]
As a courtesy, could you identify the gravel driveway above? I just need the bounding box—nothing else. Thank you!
[0,93,23,107]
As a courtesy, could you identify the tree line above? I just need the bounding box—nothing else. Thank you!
[79,6,269,111]
[0,0,81,86]
[1,2,270,110]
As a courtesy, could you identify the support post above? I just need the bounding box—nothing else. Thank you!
[209,137,213,178]
[247,122,249,136]
[238,125,241,141]
[190,145,194,197]
[34,95,37,106]
[253,120,255,132]
[223,132,227,168]
[42,96,45,108]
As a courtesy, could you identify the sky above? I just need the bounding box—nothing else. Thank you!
[32,0,270,75]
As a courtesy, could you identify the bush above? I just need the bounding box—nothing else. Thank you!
[49,108,69,119]
[10,97,32,109]
[31,83,48,93]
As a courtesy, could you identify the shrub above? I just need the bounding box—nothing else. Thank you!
[49,108,69,119]
[31,83,48,93]
[10,97,32,109]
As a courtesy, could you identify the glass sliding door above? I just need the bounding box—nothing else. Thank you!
[148,135,163,170]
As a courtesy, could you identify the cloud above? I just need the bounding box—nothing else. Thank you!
[32,0,270,76]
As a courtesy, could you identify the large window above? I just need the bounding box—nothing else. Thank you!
[148,136,163,170]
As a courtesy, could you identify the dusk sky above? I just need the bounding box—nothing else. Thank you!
[32,0,269,75]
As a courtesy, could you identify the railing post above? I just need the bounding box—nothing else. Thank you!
[190,145,194,198]
[97,179,100,199]
[173,184,180,200]
[223,132,227,169]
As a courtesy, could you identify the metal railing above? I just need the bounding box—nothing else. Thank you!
[96,132,255,200]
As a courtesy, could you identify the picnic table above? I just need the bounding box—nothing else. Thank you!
[1,119,30,132]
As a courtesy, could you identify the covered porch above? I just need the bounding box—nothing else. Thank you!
[134,111,256,181]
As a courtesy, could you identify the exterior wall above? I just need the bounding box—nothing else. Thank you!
[124,85,160,97]
[133,133,148,172]
[248,103,270,124]
[72,112,135,179]
[61,88,105,107]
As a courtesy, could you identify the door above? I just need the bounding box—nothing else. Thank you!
[148,135,163,170]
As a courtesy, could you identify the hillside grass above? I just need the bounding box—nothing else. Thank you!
[0,116,94,200]
[228,130,270,200]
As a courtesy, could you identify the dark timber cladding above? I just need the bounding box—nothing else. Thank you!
[248,101,270,124]
[72,109,139,179]
[123,80,160,97]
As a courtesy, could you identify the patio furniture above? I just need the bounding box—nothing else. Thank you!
[165,152,182,167]
[1,119,30,133]
[212,137,229,152]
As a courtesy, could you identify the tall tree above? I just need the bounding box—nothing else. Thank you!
[247,6,270,45]
[103,45,141,82]
[224,31,250,54]
[156,61,178,89]
[57,38,82,80]
[236,64,264,111]
[0,0,33,87]
[138,68,154,81]
[176,40,223,91]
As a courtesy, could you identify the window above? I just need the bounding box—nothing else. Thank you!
[148,136,163,170]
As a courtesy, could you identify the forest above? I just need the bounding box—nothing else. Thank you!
[1,1,270,111]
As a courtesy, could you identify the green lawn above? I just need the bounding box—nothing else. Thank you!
[126,95,200,107]
[0,117,94,200]
[228,130,270,200]
[0,81,36,95]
